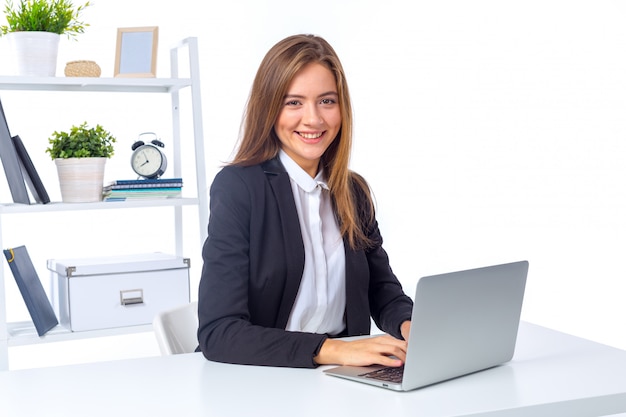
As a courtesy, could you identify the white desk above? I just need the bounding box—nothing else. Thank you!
[1,322,626,417]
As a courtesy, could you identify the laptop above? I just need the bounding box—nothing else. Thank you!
[324,260,528,391]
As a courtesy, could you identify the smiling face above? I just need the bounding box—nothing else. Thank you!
[274,62,341,177]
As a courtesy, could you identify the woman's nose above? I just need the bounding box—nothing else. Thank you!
[303,105,323,125]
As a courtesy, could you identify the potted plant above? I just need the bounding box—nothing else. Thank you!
[0,0,92,76]
[46,121,116,203]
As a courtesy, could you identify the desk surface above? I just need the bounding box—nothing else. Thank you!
[1,322,626,417]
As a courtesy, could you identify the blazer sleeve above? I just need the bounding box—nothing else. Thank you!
[366,221,414,339]
[352,174,414,339]
[197,166,327,368]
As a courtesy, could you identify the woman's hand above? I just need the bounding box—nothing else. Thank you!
[313,334,408,367]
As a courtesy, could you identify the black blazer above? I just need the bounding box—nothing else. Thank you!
[197,157,413,368]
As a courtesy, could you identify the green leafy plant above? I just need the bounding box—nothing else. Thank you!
[0,0,91,38]
[46,122,116,159]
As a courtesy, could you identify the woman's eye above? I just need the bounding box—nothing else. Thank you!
[321,98,336,105]
[285,100,301,106]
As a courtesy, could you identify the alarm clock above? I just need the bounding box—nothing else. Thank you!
[130,132,167,179]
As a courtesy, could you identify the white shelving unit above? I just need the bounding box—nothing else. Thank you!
[0,37,208,370]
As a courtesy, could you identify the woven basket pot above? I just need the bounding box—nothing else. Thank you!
[64,60,102,77]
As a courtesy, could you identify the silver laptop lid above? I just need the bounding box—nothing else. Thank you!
[324,260,528,391]
[401,260,528,390]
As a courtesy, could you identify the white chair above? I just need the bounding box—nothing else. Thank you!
[152,301,199,355]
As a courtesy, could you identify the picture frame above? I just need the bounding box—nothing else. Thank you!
[114,26,159,78]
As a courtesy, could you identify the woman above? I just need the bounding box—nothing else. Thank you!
[197,34,413,368]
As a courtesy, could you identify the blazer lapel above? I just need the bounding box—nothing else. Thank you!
[262,158,305,328]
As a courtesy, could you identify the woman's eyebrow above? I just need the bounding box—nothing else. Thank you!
[283,91,338,99]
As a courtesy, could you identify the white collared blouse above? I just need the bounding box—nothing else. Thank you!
[280,150,347,335]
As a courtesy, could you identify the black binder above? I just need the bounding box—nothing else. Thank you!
[0,98,29,204]
[12,135,50,204]
[3,245,58,336]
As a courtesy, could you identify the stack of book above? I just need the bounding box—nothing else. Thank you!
[103,178,183,201]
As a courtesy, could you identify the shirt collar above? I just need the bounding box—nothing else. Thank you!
[279,150,329,192]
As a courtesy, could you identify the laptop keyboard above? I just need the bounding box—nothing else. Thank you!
[359,365,405,383]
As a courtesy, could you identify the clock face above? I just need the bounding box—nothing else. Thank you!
[131,145,165,178]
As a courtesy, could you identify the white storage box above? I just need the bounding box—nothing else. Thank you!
[47,253,190,332]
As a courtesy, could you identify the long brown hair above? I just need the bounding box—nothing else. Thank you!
[232,34,373,249]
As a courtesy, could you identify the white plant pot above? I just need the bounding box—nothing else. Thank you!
[6,31,60,76]
[55,158,107,203]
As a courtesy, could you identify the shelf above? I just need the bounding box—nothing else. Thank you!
[6,321,153,347]
[0,37,209,370]
[0,76,192,93]
[0,197,199,214]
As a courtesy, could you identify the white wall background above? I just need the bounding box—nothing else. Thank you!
[1,0,625,369]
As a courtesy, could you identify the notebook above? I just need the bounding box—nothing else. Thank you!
[324,260,528,391]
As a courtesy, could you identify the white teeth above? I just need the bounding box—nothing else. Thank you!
[299,132,323,139]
